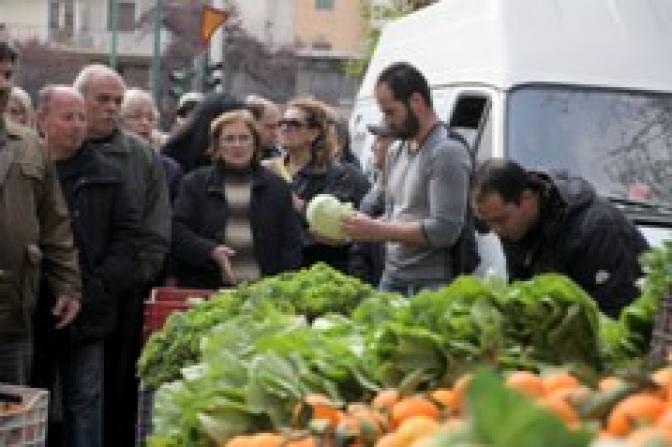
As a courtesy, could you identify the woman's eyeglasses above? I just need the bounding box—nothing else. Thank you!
[220,134,253,145]
[278,118,308,130]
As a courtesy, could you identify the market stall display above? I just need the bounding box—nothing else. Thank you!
[137,242,672,447]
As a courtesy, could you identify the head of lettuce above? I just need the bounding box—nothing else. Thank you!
[306,194,355,242]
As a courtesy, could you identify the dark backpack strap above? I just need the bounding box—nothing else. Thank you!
[440,123,480,276]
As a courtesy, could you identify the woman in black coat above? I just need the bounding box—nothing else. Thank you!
[172,110,303,289]
[265,96,370,274]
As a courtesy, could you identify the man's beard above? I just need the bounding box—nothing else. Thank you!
[393,105,420,140]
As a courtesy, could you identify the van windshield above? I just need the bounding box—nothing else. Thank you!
[507,86,672,207]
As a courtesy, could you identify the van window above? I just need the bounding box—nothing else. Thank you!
[508,86,672,207]
[448,95,491,158]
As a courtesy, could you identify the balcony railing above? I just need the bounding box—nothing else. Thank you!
[2,22,157,57]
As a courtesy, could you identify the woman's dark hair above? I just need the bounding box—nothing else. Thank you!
[377,61,432,109]
[472,159,543,204]
[286,96,336,169]
[162,92,245,172]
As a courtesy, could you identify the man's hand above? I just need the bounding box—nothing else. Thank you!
[211,245,237,285]
[52,294,80,329]
[341,212,384,242]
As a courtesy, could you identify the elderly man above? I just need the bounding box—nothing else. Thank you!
[37,84,140,447]
[72,64,170,446]
[0,40,80,385]
[246,94,282,159]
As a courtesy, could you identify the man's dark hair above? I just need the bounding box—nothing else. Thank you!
[0,40,18,64]
[472,159,539,204]
[376,62,432,109]
[245,102,264,121]
[162,92,245,172]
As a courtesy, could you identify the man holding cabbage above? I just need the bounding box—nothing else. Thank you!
[341,62,472,296]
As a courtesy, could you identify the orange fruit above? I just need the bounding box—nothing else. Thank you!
[391,397,440,428]
[394,416,440,445]
[543,371,580,394]
[249,433,283,447]
[347,403,368,415]
[625,426,672,447]
[505,371,546,399]
[652,368,672,400]
[657,408,672,434]
[451,373,472,413]
[429,388,457,412]
[335,412,383,446]
[224,435,254,447]
[547,385,590,408]
[409,435,436,447]
[373,389,400,412]
[607,393,667,437]
[295,393,343,428]
[537,395,580,429]
[284,436,318,447]
[375,433,399,447]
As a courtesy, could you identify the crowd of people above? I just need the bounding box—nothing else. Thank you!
[0,36,653,447]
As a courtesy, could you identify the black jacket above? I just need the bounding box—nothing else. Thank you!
[172,163,303,289]
[292,160,371,273]
[55,145,141,341]
[503,172,649,318]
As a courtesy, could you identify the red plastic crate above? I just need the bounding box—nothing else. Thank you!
[142,287,213,341]
[149,287,214,303]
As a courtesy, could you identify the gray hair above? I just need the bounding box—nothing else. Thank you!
[245,94,280,117]
[122,88,158,118]
[73,64,126,95]
[9,86,32,114]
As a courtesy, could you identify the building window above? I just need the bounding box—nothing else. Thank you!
[315,0,335,11]
[49,0,74,29]
[108,0,136,32]
[49,1,60,28]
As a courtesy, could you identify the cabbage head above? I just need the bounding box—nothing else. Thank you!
[306,194,354,241]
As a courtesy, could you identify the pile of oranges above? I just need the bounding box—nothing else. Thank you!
[222,368,672,447]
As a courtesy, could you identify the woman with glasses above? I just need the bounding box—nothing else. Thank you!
[172,110,302,288]
[269,96,370,273]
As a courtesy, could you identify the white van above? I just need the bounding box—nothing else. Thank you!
[350,0,672,275]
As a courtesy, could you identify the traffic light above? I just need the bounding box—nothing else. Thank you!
[168,68,195,98]
[203,62,224,91]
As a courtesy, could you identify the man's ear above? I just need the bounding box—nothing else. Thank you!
[519,189,539,213]
[408,92,425,115]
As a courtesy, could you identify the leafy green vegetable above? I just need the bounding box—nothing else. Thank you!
[305,193,354,241]
[139,263,391,388]
[367,274,602,390]
[599,241,672,369]
[149,313,378,446]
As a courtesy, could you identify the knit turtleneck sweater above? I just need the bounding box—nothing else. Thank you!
[218,164,260,283]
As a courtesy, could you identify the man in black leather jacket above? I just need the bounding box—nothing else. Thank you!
[472,159,649,318]
[37,85,140,447]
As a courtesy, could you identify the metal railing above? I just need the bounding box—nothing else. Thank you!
[2,23,156,56]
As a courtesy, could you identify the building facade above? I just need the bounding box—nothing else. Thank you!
[1,0,163,90]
